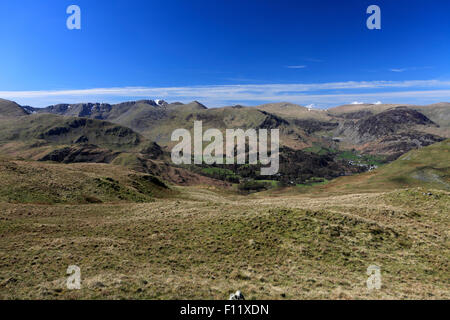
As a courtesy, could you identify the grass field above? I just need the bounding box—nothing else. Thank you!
[0,185,448,299]
[0,158,172,204]
[0,141,448,300]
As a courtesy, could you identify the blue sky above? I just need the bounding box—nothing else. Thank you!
[0,0,449,108]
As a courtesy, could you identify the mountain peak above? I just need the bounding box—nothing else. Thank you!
[176,101,207,110]
[0,99,29,117]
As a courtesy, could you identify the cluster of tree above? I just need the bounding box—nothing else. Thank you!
[181,146,365,186]
[237,180,270,194]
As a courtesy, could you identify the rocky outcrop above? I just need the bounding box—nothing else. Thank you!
[334,107,445,156]
[40,145,120,163]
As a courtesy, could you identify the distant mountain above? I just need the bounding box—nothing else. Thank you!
[0,98,29,117]
[256,102,332,121]
[0,105,230,187]
[327,103,407,115]
[31,100,310,149]
[328,102,450,129]
[0,113,143,151]
[25,99,448,158]
[0,98,448,184]
[34,100,155,119]
[329,105,448,158]
[414,103,450,129]
[0,108,173,177]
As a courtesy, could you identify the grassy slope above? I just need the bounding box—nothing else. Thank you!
[0,99,28,117]
[328,103,450,137]
[0,114,143,152]
[0,113,233,189]
[312,139,450,193]
[135,105,272,144]
[256,102,332,121]
[0,158,172,204]
[0,103,448,300]
[327,103,408,116]
[0,142,448,299]
[0,187,448,299]
[77,102,315,150]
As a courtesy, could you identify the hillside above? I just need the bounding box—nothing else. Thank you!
[33,100,313,149]
[0,99,29,117]
[334,107,444,157]
[0,98,448,188]
[329,102,450,134]
[256,102,332,121]
[313,139,450,193]
[0,101,448,301]
[0,114,143,151]
[26,99,449,158]
[1,170,448,299]
[414,103,450,132]
[0,112,230,188]
[327,103,408,116]
[0,157,172,204]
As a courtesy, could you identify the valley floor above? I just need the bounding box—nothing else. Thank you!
[0,186,448,299]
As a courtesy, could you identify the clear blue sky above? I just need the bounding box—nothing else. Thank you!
[0,0,449,108]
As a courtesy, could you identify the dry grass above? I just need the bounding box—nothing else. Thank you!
[0,158,173,204]
[0,186,448,300]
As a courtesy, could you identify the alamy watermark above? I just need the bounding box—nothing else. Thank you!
[64,5,379,31]
[366,265,382,290]
[171,121,279,175]
[66,5,81,30]
[65,5,380,31]
[367,5,381,30]
[66,265,81,290]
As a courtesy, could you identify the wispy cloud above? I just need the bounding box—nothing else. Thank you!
[389,66,433,73]
[286,65,307,69]
[1,79,449,108]
[390,68,407,73]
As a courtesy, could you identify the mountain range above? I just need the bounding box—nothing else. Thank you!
[1,97,449,300]
[0,97,449,189]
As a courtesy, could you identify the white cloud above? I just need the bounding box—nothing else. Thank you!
[1,79,449,108]
[286,65,307,69]
[390,68,406,72]
[351,101,364,105]
[389,66,433,73]
[374,101,382,105]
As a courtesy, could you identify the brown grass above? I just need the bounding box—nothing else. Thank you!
[0,186,448,300]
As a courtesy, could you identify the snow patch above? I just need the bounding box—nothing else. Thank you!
[155,99,168,106]
[305,104,315,111]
